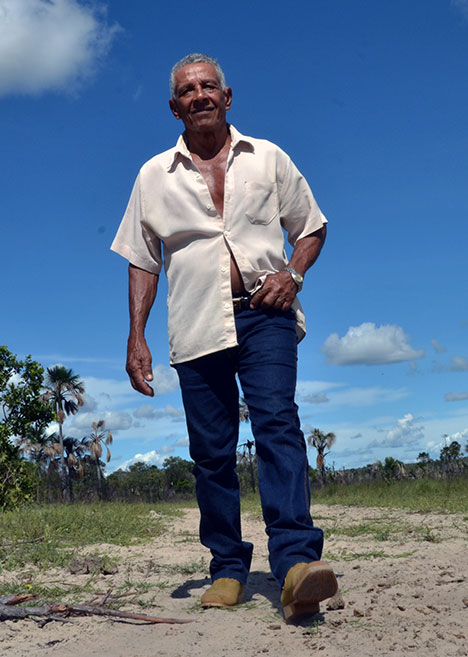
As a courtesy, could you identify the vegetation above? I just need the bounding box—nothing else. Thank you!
[83,420,113,500]
[307,428,336,485]
[2,345,467,515]
[42,366,85,502]
[0,502,179,580]
[0,346,55,510]
[310,477,468,513]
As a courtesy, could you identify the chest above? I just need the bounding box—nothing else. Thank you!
[194,154,228,215]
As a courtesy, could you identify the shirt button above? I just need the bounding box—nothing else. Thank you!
[224,303,230,310]
[221,266,226,273]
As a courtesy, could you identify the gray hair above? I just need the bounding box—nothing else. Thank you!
[170,53,226,97]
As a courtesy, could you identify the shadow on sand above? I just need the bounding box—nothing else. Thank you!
[170,570,332,625]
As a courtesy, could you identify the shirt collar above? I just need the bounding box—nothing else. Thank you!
[163,124,255,171]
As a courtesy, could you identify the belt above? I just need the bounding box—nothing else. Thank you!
[232,295,252,313]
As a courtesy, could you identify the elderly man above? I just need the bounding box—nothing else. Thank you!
[111,53,337,621]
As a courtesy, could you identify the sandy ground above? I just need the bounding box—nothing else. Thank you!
[1,503,467,657]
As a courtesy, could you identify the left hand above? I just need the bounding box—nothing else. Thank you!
[250,270,297,311]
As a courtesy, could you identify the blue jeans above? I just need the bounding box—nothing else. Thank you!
[174,306,324,586]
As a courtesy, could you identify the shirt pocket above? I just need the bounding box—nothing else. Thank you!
[244,181,279,225]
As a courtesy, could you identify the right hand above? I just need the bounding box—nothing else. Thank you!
[126,334,154,396]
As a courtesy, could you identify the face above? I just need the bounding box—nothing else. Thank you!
[169,62,232,133]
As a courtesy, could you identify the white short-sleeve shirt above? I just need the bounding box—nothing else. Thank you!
[111,125,327,364]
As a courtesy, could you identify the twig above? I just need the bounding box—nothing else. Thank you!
[0,594,36,605]
[0,600,191,625]
[62,604,192,624]
[1,537,45,547]
[100,589,113,606]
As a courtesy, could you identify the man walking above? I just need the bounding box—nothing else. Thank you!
[111,53,337,621]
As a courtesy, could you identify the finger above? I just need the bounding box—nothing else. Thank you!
[250,289,266,309]
[130,374,154,397]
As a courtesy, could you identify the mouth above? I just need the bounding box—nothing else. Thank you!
[192,108,214,115]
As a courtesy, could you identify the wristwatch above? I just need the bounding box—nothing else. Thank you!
[283,266,304,292]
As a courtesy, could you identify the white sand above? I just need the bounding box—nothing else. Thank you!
[1,504,467,657]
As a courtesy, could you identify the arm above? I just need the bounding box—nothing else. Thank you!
[250,225,327,311]
[126,264,159,396]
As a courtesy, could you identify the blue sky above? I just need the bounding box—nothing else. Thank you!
[2,0,468,473]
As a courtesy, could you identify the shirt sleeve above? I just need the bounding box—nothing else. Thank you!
[278,155,328,247]
[110,173,163,275]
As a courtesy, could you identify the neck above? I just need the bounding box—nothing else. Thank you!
[184,123,230,160]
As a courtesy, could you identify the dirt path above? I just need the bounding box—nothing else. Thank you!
[1,504,467,657]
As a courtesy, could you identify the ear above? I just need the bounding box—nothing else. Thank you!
[224,86,233,111]
[169,98,181,120]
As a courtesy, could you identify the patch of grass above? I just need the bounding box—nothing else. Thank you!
[0,502,179,574]
[0,575,101,603]
[324,548,416,562]
[325,520,400,542]
[164,558,207,575]
[311,478,468,513]
[419,526,442,543]
[303,619,323,635]
[176,531,199,544]
[240,493,262,514]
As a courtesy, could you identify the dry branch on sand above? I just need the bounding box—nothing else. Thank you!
[0,593,191,625]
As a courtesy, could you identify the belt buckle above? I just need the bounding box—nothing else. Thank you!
[232,296,250,313]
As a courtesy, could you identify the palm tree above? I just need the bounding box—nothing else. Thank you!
[239,397,250,423]
[42,366,85,502]
[61,435,87,502]
[379,456,406,481]
[84,420,113,500]
[307,428,336,486]
[238,398,256,492]
[15,430,59,502]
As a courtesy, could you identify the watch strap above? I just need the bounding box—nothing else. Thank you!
[283,266,303,292]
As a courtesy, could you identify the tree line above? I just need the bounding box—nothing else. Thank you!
[1,345,467,509]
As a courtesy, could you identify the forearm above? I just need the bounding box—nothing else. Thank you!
[288,225,327,276]
[128,264,158,337]
[250,225,326,310]
[126,264,158,396]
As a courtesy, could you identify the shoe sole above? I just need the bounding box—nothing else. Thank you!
[283,562,338,622]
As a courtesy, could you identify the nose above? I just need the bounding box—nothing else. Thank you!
[193,84,208,102]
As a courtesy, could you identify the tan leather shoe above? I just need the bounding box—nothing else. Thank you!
[281,561,338,622]
[201,577,244,608]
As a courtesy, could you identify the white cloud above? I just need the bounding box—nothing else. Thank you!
[330,386,408,407]
[0,0,120,97]
[445,392,468,402]
[133,404,156,419]
[81,393,97,411]
[431,339,446,354]
[153,365,179,395]
[72,410,132,432]
[133,403,185,421]
[303,393,329,404]
[322,322,424,366]
[119,449,168,471]
[433,356,468,373]
[296,381,344,405]
[173,436,189,447]
[370,413,424,448]
[450,356,468,371]
[446,428,468,442]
